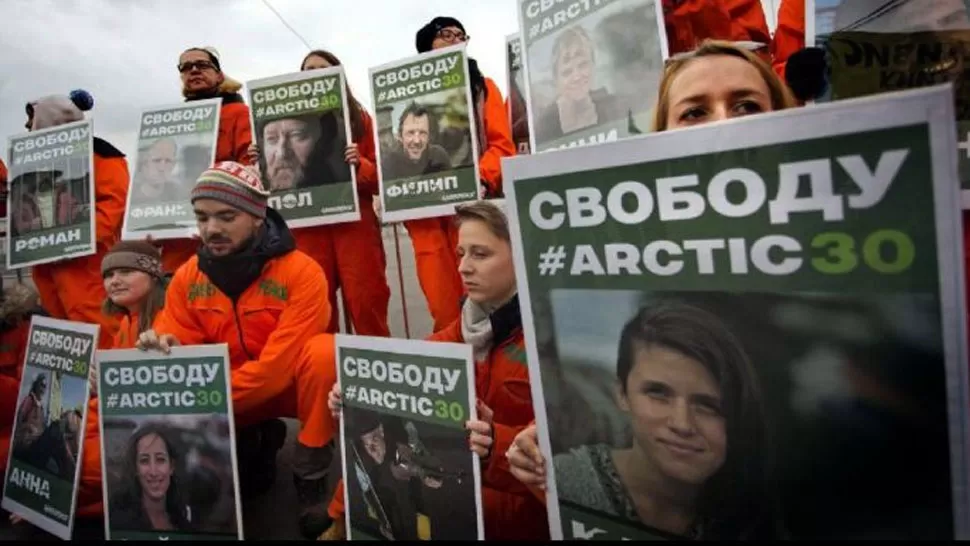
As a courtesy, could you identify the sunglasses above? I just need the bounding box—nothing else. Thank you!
[178,60,217,73]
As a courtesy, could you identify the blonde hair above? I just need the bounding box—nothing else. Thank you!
[650,40,797,132]
[454,201,510,243]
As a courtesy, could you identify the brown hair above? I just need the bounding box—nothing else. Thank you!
[454,201,509,243]
[301,50,366,143]
[650,40,797,132]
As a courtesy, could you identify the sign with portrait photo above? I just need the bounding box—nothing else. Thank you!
[370,43,482,223]
[336,334,483,541]
[122,98,221,241]
[5,120,96,270]
[2,316,98,540]
[517,0,668,152]
[97,344,243,540]
[247,66,361,228]
[505,85,970,540]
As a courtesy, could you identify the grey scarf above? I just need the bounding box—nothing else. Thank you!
[461,298,495,361]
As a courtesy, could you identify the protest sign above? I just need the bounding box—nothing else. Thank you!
[5,120,95,269]
[2,316,98,540]
[504,85,970,539]
[517,0,668,152]
[247,67,361,228]
[336,334,483,541]
[810,0,970,204]
[371,43,481,223]
[507,33,532,156]
[97,344,242,540]
[122,99,221,241]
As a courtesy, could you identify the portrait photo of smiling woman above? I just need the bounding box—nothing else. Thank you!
[551,301,781,540]
[108,423,193,532]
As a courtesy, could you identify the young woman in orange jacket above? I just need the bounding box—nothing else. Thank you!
[325,201,548,541]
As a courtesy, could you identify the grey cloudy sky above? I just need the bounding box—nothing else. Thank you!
[0,0,520,162]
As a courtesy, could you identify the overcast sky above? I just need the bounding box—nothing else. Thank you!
[0,0,520,162]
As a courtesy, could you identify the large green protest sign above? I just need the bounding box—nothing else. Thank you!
[5,119,96,269]
[122,98,221,241]
[336,334,483,541]
[505,85,970,539]
[2,316,98,540]
[97,344,243,540]
[247,66,361,228]
[370,43,481,222]
[517,0,668,152]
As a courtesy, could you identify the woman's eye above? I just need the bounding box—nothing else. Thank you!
[734,100,763,114]
[679,107,705,121]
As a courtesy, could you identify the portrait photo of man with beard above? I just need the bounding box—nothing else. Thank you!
[380,102,453,180]
[257,111,351,192]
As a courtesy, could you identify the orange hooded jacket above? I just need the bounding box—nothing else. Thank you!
[425,297,549,541]
[663,0,772,55]
[152,226,337,447]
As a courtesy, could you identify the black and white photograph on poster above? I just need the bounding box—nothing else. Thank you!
[518,0,668,152]
[343,406,479,541]
[123,98,220,241]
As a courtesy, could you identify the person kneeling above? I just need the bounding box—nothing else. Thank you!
[136,161,339,539]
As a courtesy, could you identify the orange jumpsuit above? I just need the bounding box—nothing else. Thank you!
[402,77,515,331]
[771,0,806,79]
[329,298,549,540]
[663,0,772,55]
[152,252,337,448]
[292,110,390,336]
[159,96,253,274]
[30,139,128,350]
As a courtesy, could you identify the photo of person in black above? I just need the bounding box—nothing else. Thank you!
[344,406,475,540]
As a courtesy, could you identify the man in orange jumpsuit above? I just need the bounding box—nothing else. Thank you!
[158,46,253,275]
[402,16,516,332]
[137,161,338,539]
[663,0,772,55]
[23,90,128,350]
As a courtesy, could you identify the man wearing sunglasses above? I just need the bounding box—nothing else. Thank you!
[160,47,255,274]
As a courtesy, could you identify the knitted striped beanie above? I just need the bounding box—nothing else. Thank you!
[190,161,269,218]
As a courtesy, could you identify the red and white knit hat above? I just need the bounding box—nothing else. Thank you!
[190,161,270,218]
